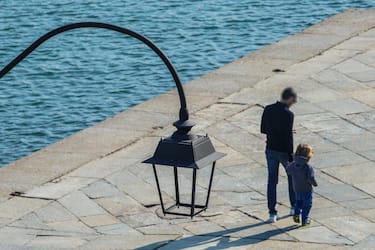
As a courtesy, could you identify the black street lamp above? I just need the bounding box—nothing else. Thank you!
[0,22,225,218]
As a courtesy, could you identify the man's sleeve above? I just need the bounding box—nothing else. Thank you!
[261,107,267,134]
[287,112,294,161]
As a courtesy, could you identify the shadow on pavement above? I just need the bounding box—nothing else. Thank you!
[135,215,298,250]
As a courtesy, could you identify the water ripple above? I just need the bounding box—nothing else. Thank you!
[0,0,373,166]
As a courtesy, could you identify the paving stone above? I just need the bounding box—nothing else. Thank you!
[238,204,290,222]
[217,191,265,207]
[24,176,95,200]
[215,56,293,77]
[82,235,179,250]
[159,235,261,250]
[68,157,139,179]
[45,127,144,156]
[339,198,375,211]
[94,195,147,216]
[194,103,248,122]
[320,215,375,243]
[34,201,76,223]
[298,85,343,103]
[316,98,372,115]
[359,149,375,161]
[352,234,375,249]
[10,212,51,230]
[111,136,161,160]
[213,145,253,168]
[96,109,175,132]
[133,93,218,115]
[248,240,349,249]
[333,58,375,82]
[0,217,12,228]
[356,209,375,223]
[346,111,375,130]
[58,191,106,217]
[311,69,368,93]
[0,227,37,246]
[308,118,365,137]
[27,236,88,249]
[335,36,375,51]
[323,162,375,185]
[310,150,368,169]
[354,49,375,67]
[222,86,281,106]
[361,28,375,37]
[120,212,167,228]
[293,131,342,154]
[290,102,325,115]
[137,223,187,235]
[317,183,370,202]
[311,206,352,220]
[105,169,146,186]
[95,223,141,235]
[288,225,353,245]
[0,197,49,219]
[207,121,265,155]
[46,220,96,234]
[210,173,250,193]
[0,151,95,195]
[81,214,120,227]
[178,72,261,98]
[222,220,295,242]
[180,220,225,235]
[332,133,375,152]
[119,184,160,207]
[313,195,338,208]
[221,164,267,193]
[352,89,375,107]
[354,182,375,196]
[81,180,123,199]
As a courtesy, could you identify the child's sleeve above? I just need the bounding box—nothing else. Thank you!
[308,165,318,187]
[286,163,293,175]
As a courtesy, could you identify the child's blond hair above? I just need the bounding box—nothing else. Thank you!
[295,144,314,161]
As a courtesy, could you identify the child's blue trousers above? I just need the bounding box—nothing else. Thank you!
[294,191,313,223]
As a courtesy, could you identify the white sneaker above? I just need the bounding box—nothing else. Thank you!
[268,214,277,223]
[289,207,295,216]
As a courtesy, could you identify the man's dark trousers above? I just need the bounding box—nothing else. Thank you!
[266,149,295,215]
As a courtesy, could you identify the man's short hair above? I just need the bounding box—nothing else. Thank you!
[281,87,297,100]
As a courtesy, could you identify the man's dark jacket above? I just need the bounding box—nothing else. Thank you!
[261,101,294,161]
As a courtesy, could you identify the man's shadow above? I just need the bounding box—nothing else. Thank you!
[135,215,298,250]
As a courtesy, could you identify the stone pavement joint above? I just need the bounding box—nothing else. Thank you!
[0,8,374,249]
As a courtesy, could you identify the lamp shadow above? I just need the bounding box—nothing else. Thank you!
[135,215,298,250]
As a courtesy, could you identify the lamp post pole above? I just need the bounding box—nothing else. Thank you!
[0,22,194,134]
[1,22,225,218]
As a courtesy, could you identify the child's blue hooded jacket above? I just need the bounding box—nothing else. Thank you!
[287,156,318,192]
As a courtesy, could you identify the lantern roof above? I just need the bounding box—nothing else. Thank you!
[143,135,225,169]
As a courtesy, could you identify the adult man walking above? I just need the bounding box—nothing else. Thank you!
[261,87,297,223]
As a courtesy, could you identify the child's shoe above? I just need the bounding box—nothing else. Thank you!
[301,220,311,227]
[293,215,300,223]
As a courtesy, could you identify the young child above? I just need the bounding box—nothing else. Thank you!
[287,144,317,226]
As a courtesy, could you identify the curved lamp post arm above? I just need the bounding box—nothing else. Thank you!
[0,22,192,128]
